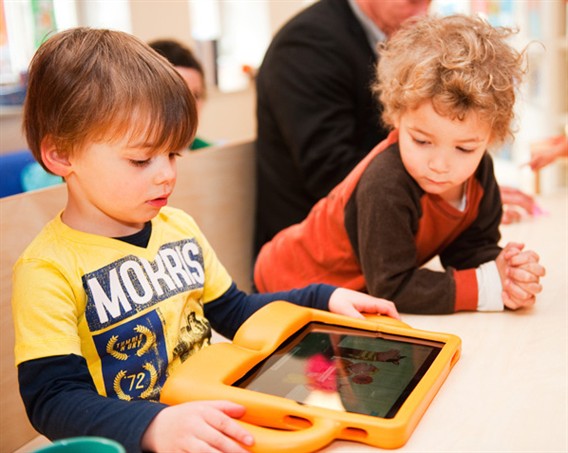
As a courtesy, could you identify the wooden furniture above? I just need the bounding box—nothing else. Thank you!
[0,184,67,453]
[1,140,255,452]
[170,140,255,293]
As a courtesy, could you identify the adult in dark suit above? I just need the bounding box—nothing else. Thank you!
[254,0,430,254]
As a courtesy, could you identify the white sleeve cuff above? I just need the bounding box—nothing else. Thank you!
[476,261,504,312]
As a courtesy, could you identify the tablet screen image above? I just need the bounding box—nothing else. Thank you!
[234,322,442,419]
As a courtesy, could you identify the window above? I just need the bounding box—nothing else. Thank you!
[0,0,131,87]
[190,0,271,92]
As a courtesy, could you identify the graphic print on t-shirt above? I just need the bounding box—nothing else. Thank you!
[83,239,206,330]
[93,310,168,401]
[84,238,209,400]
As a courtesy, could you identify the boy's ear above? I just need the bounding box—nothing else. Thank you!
[41,135,72,177]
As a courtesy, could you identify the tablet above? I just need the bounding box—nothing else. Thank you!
[234,321,443,419]
[161,302,461,452]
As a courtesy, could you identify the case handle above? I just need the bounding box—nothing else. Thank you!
[237,416,342,453]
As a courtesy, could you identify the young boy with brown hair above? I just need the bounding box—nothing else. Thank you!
[254,15,545,314]
[12,28,398,452]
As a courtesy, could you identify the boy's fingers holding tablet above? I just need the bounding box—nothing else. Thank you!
[329,288,400,320]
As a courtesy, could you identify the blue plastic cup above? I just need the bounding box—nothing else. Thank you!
[33,437,125,453]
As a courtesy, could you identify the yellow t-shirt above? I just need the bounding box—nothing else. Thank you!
[12,206,232,401]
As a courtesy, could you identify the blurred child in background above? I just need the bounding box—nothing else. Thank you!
[149,38,211,150]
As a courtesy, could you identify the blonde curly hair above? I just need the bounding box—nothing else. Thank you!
[373,14,526,145]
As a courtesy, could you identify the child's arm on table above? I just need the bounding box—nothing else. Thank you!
[204,283,399,340]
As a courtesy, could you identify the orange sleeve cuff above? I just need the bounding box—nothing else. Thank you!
[453,268,478,312]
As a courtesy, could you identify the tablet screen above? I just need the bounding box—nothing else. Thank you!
[234,322,443,418]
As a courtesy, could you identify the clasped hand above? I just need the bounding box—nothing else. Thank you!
[496,242,545,309]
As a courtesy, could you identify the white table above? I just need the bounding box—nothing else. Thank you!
[327,190,568,452]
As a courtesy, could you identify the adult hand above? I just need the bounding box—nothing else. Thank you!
[528,135,568,171]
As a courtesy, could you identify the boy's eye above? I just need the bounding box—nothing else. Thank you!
[128,152,181,166]
[130,159,151,167]
[412,138,429,146]
[456,146,475,153]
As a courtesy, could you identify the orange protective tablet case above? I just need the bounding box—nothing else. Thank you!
[161,302,461,452]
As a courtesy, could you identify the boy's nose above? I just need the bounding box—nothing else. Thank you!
[428,153,450,173]
[154,157,177,184]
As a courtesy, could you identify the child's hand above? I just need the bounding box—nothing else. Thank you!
[328,288,400,320]
[502,248,545,309]
[141,400,254,453]
[500,187,536,224]
[495,242,524,279]
[496,243,545,310]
